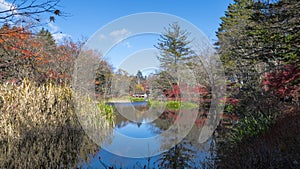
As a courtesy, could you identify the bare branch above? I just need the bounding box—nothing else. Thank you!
[0,0,64,32]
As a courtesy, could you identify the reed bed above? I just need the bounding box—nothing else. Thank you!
[0,80,114,168]
[0,80,75,140]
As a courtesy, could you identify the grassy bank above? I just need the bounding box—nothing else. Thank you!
[148,99,198,111]
[130,97,145,102]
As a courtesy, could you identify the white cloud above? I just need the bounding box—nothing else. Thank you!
[52,33,71,42]
[0,0,16,11]
[47,22,71,43]
[0,0,17,18]
[123,42,132,48]
[99,34,106,40]
[109,28,131,42]
[48,22,59,33]
[109,28,131,37]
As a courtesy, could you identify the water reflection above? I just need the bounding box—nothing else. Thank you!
[1,102,212,168]
[0,124,99,168]
[0,107,114,168]
[90,102,211,168]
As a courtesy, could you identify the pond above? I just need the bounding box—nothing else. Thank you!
[81,101,213,169]
[0,101,214,168]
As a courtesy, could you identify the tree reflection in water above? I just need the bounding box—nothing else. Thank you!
[2,101,214,168]
[0,110,114,168]
[154,109,211,169]
[0,125,99,168]
[94,103,212,169]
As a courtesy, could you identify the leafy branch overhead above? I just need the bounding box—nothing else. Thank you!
[0,0,64,30]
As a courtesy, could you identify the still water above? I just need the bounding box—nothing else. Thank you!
[81,102,212,169]
[0,101,213,168]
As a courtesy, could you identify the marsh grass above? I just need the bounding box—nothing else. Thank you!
[0,80,114,168]
[129,97,145,102]
[148,99,198,111]
[0,80,75,139]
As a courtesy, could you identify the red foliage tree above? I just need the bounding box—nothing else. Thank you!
[0,26,79,84]
[262,64,300,99]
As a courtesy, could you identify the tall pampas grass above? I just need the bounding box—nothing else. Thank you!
[0,80,114,168]
[0,80,74,139]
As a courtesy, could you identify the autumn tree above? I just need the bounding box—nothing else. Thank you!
[0,26,40,82]
[255,0,300,101]
[216,0,280,116]
[218,0,299,95]
[49,39,79,84]
[95,59,113,96]
[0,26,79,84]
[111,69,131,98]
[0,0,65,84]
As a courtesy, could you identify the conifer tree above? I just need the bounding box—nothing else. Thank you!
[155,22,194,74]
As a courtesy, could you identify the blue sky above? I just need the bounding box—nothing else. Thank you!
[53,0,233,43]
[46,0,233,74]
[3,0,233,75]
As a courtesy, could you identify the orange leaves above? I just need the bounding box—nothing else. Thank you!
[7,46,19,51]
[35,57,42,61]
[31,41,41,48]
[0,27,29,43]
[0,27,57,64]
[0,26,80,85]
[0,27,37,60]
[59,54,69,61]
[21,49,33,58]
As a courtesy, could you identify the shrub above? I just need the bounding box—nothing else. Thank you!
[216,107,300,169]
[228,111,273,144]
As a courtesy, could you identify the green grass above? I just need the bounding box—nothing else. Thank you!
[130,97,145,102]
[147,99,164,107]
[97,102,115,122]
[148,99,198,111]
[181,101,199,109]
[166,100,181,110]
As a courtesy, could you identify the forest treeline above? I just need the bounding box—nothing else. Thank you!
[207,0,300,168]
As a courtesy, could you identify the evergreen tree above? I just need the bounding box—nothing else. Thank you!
[136,70,144,81]
[216,0,258,85]
[155,22,194,75]
[250,0,300,65]
[157,140,196,169]
[215,1,300,166]
[37,28,56,47]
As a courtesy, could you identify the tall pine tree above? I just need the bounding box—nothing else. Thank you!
[155,23,194,75]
